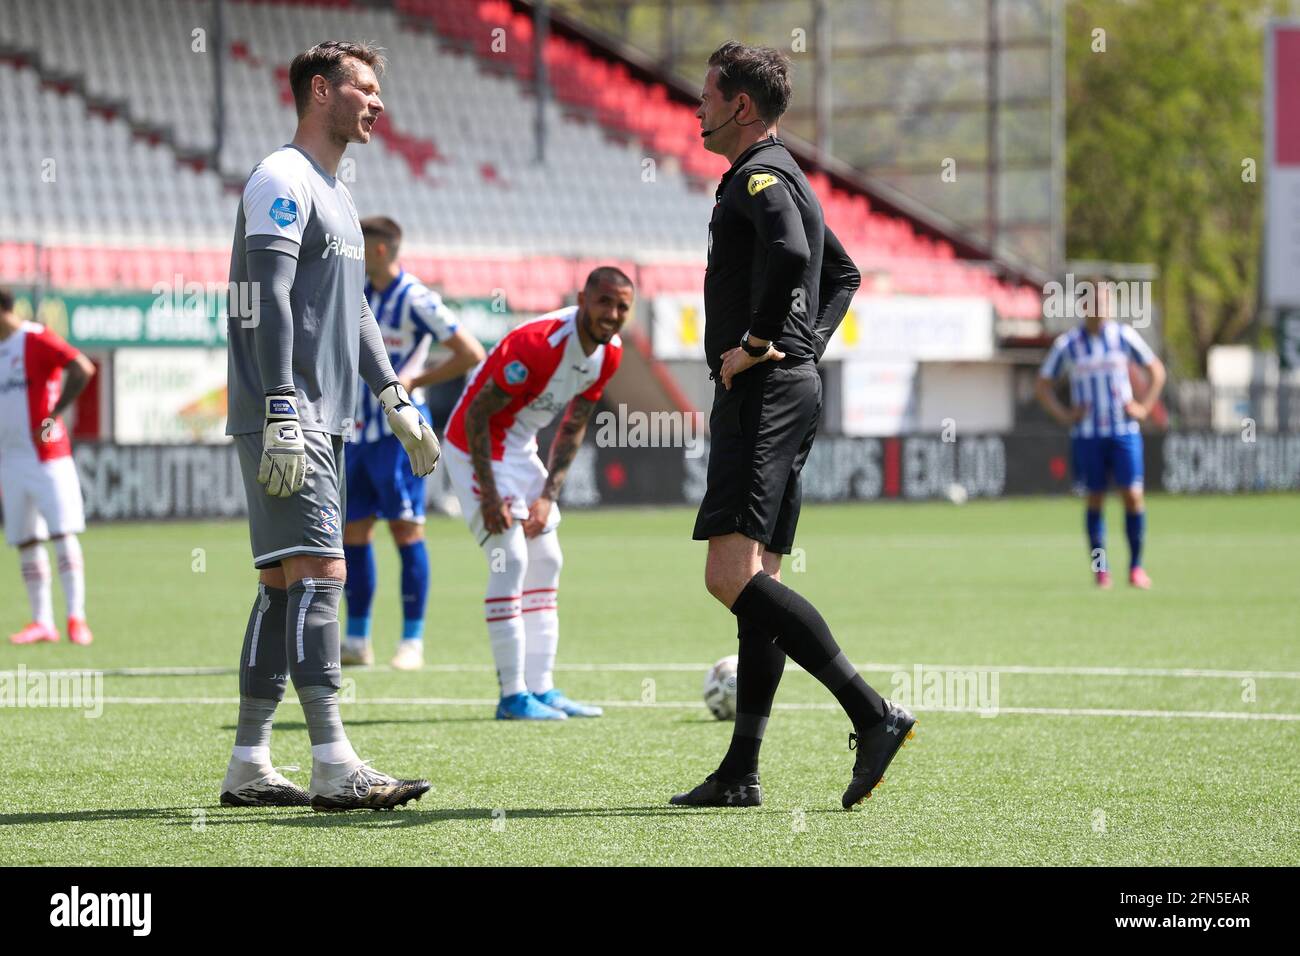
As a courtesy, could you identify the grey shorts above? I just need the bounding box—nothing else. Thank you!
[234,431,346,569]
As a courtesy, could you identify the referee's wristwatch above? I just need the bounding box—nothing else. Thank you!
[739,331,770,358]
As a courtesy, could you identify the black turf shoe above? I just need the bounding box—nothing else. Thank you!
[309,762,431,812]
[219,761,312,807]
[669,772,762,807]
[841,700,916,810]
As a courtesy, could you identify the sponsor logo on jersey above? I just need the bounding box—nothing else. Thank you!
[321,232,365,261]
[0,374,27,396]
[319,506,339,535]
[269,197,299,227]
[531,392,566,415]
[504,360,529,385]
[747,172,778,196]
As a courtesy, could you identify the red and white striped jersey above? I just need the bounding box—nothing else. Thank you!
[0,321,80,462]
[446,307,621,460]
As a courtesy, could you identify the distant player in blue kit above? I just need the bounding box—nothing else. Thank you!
[1036,280,1166,589]
[341,216,485,669]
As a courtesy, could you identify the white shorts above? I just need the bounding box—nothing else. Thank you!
[443,444,561,545]
[1,453,87,546]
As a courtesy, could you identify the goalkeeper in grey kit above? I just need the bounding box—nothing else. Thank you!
[220,41,439,811]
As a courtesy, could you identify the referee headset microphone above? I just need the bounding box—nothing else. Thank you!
[700,102,768,138]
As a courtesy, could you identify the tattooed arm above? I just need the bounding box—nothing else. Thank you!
[524,396,597,537]
[465,380,516,535]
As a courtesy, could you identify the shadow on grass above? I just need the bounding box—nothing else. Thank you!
[0,803,842,833]
[178,804,842,830]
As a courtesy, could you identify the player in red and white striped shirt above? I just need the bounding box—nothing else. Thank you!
[444,267,630,720]
[0,288,97,645]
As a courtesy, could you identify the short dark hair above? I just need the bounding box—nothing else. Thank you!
[707,41,792,123]
[289,41,386,118]
[360,215,402,253]
[0,287,13,314]
[584,266,634,295]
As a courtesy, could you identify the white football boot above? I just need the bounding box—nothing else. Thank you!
[309,759,430,812]
[220,758,310,807]
[390,639,424,671]
[340,637,374,666]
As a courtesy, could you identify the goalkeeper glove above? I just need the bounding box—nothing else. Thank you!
[379,382,441,476]
[257,394,307,497]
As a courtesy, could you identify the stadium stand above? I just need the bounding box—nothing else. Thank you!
[0,0,1041,318]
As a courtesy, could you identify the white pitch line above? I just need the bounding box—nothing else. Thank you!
[6,661,1300,680]
[86,696,1300,721]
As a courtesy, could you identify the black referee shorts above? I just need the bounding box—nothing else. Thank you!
[692,360,821,555]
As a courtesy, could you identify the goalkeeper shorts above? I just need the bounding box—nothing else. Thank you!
[234,430,346,569]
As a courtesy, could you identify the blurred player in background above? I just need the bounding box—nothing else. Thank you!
[1036,279,1166,589]
[443,268,629,720]
[340,216,485,671]
[0,287,96,646]
[221,41,439,810]
[670,42,913,811]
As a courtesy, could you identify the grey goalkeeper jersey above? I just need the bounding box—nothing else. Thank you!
[226,145,368,436]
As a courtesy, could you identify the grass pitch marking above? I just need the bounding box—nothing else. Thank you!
[6,661,1300,680]
[86,696,1300,722]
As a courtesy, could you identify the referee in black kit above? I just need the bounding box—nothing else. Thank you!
[670,41,916,810]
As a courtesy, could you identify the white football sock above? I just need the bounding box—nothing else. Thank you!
[232,745,271,765]
[19,542,54,629]
[53,534,85,620]
[311,740,360,765]
[483,524,528,697]
[523,530,562,695]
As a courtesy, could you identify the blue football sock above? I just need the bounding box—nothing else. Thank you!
[343,543,375,639]
[399,540,429,641]
[1085,509,1105,563]
[1125,511,1145,570]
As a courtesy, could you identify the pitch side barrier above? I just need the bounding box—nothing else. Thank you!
[44,432,1300,522]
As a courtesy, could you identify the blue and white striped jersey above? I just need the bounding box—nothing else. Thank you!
[1038,321,1157,438]
[353,270,458,444]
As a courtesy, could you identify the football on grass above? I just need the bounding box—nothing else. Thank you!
[703,655,739,721]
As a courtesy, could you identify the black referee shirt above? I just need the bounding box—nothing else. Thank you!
[703,136,861,377]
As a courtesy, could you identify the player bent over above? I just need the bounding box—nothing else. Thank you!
[443,268,629,720]
[671,42,913,810]
[0,288,96,646]
[340,216,485,670]
[1035,279,1166,589]
[221,42,439,810]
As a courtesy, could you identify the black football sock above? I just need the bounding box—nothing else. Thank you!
[285,578,349,750]
[717,615,786,780]
[235,583,289,752]
[731,572,886,732]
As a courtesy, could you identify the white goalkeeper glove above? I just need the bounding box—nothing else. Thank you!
[257,394,307,497]
[379,382,441,476]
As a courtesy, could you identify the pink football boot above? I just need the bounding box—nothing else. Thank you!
[10,621,59,645]
[67,617,95,646]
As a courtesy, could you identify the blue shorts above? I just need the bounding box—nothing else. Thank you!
[344,435,426,523]
[1071,433,1144,493]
